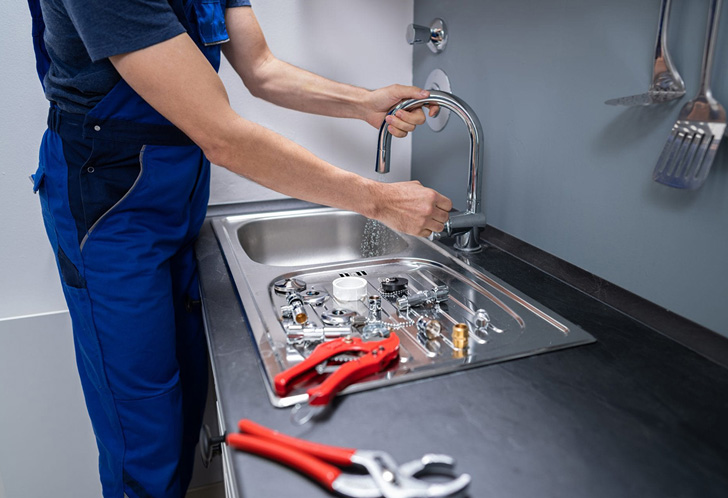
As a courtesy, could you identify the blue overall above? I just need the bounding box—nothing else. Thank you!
[28,1,232,496]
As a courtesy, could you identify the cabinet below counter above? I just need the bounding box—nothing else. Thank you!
[196,201,728,498]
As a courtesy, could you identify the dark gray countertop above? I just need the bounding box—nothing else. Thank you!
[196,202,728,498]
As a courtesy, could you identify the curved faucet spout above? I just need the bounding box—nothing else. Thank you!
[376,90,485,251]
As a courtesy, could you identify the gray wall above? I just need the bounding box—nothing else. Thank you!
[412,0,728,336]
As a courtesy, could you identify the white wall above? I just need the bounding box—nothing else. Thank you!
[0,2,67,320]
[0,1,413,496]
[211,1,415,204]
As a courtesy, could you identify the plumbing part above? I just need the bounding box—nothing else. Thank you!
[451,323,469,350]
[361,321,391,340]
[376,90,485,251]
[406,18,448,53]
[416,316,442,340]
[286,292,308,324]
[332,276,367,302]
[473,309,490,332]
[367,295,382,322]
[285,326,351,342]
[321,309,358,326]
[350,314,368,331]
[423,69,452,132]
[301,289,330,307]
[396,285,449,312]
[274,278,307,294]
[380,277,408,295]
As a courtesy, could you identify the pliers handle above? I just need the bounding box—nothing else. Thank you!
[274,334,400,405]
[226,419,381,497]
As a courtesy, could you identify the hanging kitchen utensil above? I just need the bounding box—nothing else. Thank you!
[605,0,685,106]
[652,0,726,189]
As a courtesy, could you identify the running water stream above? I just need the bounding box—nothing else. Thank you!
[360,173,398,258]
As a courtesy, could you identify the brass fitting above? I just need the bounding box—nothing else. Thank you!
[451,323,469,350]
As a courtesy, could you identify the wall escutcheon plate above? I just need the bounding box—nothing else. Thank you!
[424,68,452,132]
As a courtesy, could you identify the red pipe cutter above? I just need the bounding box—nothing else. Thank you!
[274,334,401,406]
[226,419,471,498]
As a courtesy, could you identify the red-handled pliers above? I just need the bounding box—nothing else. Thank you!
[274,334,401,406]
[226,419,471,498]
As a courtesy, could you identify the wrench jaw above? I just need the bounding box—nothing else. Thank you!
[350,450,471,498]
[331,474,386,498]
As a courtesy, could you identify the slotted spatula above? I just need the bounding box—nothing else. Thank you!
[653,0,726,189]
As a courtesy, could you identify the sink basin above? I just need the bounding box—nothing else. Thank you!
[212,207,595,407]
[237,210,407,266]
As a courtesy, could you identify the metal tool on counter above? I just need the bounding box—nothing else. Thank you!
[605,0,685,106]
[223,419,471,498]
[274,334,400,424]
[653,0,726,189]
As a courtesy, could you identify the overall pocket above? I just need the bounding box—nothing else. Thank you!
[31,162,45,193]
[194,0,229,46]
[78,140,144,249]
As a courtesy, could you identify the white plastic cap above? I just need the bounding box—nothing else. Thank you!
[332,276,367,302]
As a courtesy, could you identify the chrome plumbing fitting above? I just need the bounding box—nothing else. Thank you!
[416,316,442,340]
[367,295,382,322]
[473,309,490,332]
[281,292,308,324]
[396,285,449,312]
[285,325,351,342]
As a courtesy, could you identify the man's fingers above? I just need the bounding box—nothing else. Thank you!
[434,194,453,213]
[387,125,407,138]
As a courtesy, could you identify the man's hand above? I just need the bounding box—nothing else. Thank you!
[370,180,452,238]
[363,85,440,138]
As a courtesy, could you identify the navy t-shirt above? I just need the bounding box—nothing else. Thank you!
[40,0,251,114]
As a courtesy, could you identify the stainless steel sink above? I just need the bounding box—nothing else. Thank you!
[236,210,408,266]
[212,207,595,407]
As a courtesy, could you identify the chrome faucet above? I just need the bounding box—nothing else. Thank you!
[376,90,485,252]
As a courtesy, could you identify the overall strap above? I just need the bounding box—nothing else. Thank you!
[27,0,51,88]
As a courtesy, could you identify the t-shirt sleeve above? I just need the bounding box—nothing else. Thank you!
[226,0,252,7]
[62,0,186,62]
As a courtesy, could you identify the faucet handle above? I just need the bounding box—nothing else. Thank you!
[406,24,433,45]
[406,18,447,53]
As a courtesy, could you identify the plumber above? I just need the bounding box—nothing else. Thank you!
[27,1,453,497]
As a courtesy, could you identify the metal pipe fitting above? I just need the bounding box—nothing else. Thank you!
[416,316,442,340]
[286,292,308,324]
[396,285,449,312]
[451,323,469,350]
[367,295,382,322]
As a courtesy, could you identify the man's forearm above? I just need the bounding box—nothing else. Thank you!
[110,30,451,237]
[221,7,371,121]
